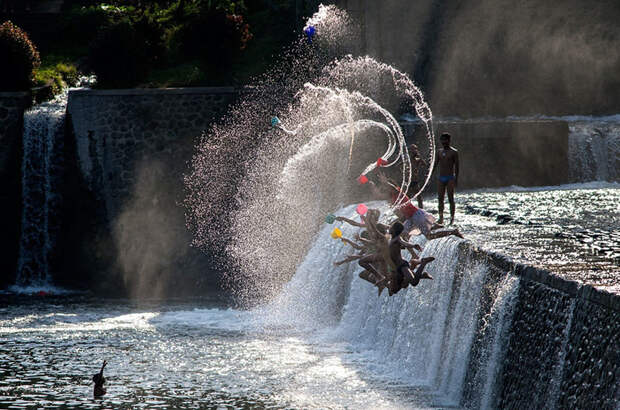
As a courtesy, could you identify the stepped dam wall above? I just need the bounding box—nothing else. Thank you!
[476,251,618,409]
[1,88,619,294]
[283,213,618,408]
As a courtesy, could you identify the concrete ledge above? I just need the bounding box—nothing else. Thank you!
[470,242,618,310]
[484,250,516,272]
[68,87,239,96]
[507,260,618,311]
[579,284,620,312]
[0,91,30,98]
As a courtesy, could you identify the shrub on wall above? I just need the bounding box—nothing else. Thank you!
[0,21,41,91]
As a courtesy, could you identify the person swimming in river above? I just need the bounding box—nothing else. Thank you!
[373,172,464,240]
[92,360,107,398]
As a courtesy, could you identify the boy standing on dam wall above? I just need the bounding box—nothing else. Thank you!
[436,133,459,225]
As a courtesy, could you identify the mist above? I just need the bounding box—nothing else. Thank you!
[341,0,620,116]
[113,158,219,299]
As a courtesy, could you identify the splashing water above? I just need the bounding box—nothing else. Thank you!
[185,5,435,305]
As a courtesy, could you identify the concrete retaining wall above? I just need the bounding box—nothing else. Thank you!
[336,0,620,117]
[466,249,620,409]
[0,92,30,288]
[64,87,239,297]
[403,119,570,189]
[67,87,238,218]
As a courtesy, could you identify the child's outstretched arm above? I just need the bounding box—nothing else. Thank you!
[356,236,374,247]
[398,237,422,251]
[100,361,107,374]
[334,254,364,266]
[341,237,364,250]
[335,216,365,227]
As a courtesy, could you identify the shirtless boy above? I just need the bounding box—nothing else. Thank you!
[436,133,459,225]
[333,209,390,288]
[335,209,428,296]
[387,221,434,295]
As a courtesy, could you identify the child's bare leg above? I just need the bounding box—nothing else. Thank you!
[374,262,391,295]
[407,248,420,259]
[334,254,363,266]
[359,254,387,284]
[426,229,464,240]
[359,270,376,284]
[412,257,435,284]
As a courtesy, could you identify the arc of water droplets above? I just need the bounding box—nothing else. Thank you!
[320,55,436,208]
[391,69,435,207]
[275,84,412,208]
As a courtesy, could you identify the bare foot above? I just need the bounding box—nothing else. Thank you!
[414,257,435,279]
[377,281,387,296]
[420,271,433,280]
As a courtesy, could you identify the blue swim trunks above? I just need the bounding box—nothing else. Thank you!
[439,175,455,184]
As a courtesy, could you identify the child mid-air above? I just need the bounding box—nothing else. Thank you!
[334,209,428,296]
[333,209,390,290]
[387,221,435,295]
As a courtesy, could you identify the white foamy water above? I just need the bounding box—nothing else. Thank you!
[1,204,520,408]
[15,91,67,287]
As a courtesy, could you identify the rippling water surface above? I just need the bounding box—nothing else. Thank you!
[0,297,441,409]
[2,185,618,409]
[442,184,620,289]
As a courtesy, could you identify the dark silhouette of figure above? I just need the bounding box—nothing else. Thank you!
[407,143,426,209]
[92,360,107,398]
[387,221,434,295]
[436,133,459,225]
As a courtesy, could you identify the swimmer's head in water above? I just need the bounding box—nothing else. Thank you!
[409,143,419,154]
[389,221,404,236]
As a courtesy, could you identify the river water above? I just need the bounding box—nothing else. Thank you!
[0,296,455,409]
[450,183,620,290]
[1,205,498,409]
[2,186,618,409]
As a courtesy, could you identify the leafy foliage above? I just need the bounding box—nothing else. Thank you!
[34,61,79,101]
[18,0,304,90]
[0,21,41,91]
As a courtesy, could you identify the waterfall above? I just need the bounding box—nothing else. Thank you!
[13,92,68,289]
[259,202,618,407]
[262,203,521,407]
[568,119,620,182]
